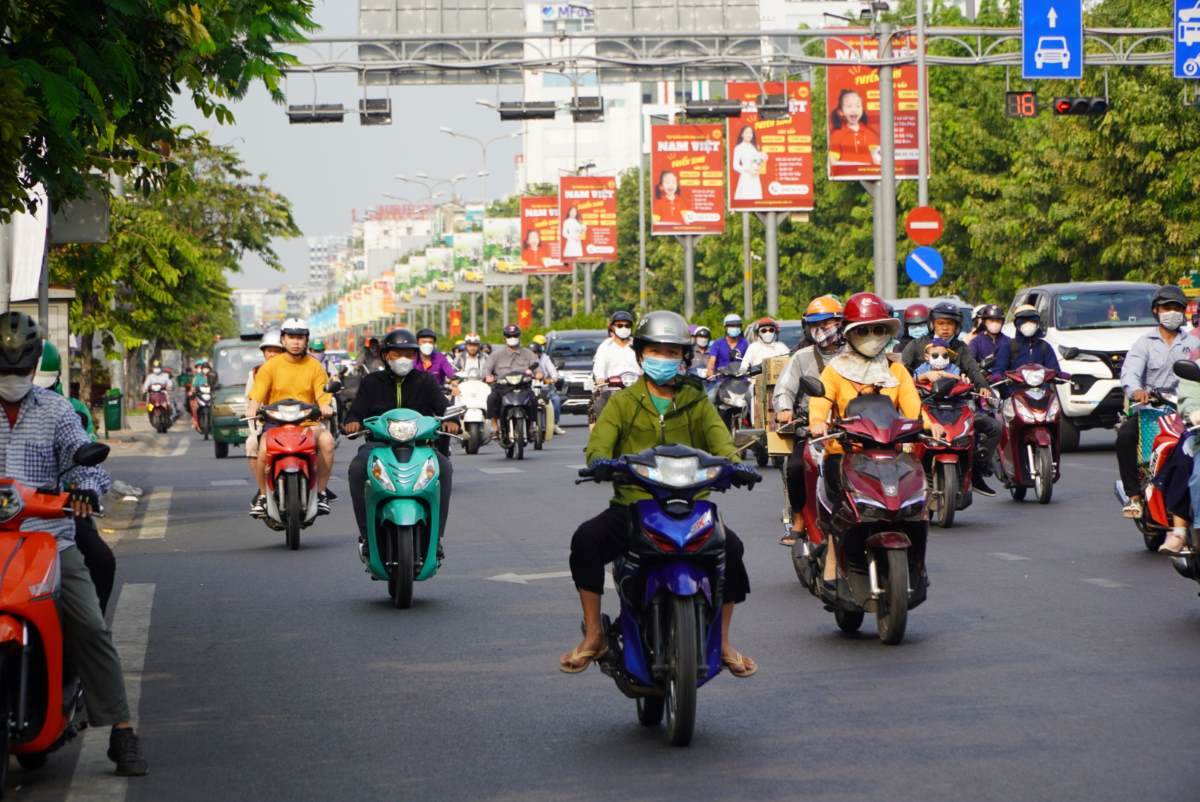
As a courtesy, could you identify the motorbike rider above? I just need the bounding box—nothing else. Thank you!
[246,318,336,517]
[592,310,640,383]
[1116,285,1198,521]
[740,316,790,372]
[896,303,930,352]
[359,336,385,373]
[342,329,459,560]
[0,312,148,775]
[992,305,1062,381]
[141,359,174,395]
[187,359,216,433]
[531,334,566,436]
[484,325,543,437]
[707,313,749,376]
[310,339,334,373]
[900,302,1000,496]
[690,325,712,377]
[415,328,457,386]
[246,329,285,514]
[968,304,1010,371]
[454,333,488,377]
[773,295,845,545]
[560,310,759,678]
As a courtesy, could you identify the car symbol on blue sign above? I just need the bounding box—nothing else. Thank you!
[1022,0,1083,80]
[1176,0,1200,78]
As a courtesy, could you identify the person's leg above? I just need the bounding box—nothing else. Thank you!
[719,527,756,675]
[1116,415,1143,514]
[973,413,1001,494]
[783,445,806,540]
[562,506,628,670]
[550,391,564,430]
[189,396,200,430]
[487,387,502,433]
[348,443,373,539]
[74,517,116,616]
[1171,453,1200,553]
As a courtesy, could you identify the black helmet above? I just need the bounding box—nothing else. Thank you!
[502,324,521,339]
[632,311,693,359]
[0,312,43,372]
[381,328,420,353]
[610,310,634,325]
[1153,285,1188,309]
[930,302,961,326]
[979,303,1005,320]
[416,328,437,341]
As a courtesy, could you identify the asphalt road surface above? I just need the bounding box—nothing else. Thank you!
[9,420,1199,802]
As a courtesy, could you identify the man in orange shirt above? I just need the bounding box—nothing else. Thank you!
[247,318,337,517]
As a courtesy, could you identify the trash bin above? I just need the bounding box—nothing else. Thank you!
[103,388,123,436]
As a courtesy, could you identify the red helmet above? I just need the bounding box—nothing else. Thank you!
[903,303,929,324]
[842,292,901,338]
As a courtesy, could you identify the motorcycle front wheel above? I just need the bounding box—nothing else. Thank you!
[387,524,416,609]
[534,409,545,451]
[876,551,909,645]
[283,475,302,551]
[1035,447,1054,504]
[516,418,526,461]
[834,608,864,633]
[934,462,958,529]
[665,596,699,747]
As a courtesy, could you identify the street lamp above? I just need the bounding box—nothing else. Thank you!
[396,174,467,204]
[437,128,523,205]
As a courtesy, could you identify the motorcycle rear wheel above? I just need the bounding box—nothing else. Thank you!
[466,422,482,455]
[1035,447,1054,504]
[284,475,302,551]
[665,597,699,747]
[934,463,958,529]
[214,440,229,459]
[636,695,665,726]
[534,410,545,451]
[876,551,909,645]
[200,408,210,440]
[387,524,415,609]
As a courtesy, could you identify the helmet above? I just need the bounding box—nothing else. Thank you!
[465,333,481,345]
[633,310,693,353]
[416,328,437,341]
[503,324,521,339]
[754,316,777,329]
[281,318,309,336]
[1013,303,1041,330]
[34,340,61,389]
[930,302,961,326]
[692,325,711,339]
[1153,285,1188,309]
[722,313,743,326]
[310,340,325,352]
[0,313,42,372]
[381,328,420,352]
[841,292,901,338]
[194,358,208,366]
[803,296,843,324]
[978,303,1005,321]
[260,328,283,351]
[610,310,634,325]
[532,334,547,346]
[903,303,930,324]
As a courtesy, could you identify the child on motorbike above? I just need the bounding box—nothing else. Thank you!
[913,338,962,384]
[560,311,759,679]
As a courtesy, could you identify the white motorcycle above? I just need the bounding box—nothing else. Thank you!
[457,372,492,455]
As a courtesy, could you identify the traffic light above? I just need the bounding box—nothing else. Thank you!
[1052,97,1109,116]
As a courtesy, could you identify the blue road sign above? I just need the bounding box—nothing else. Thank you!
[1176,0,1200,78]
[906,247,944,287]
[1022,0,1083,80]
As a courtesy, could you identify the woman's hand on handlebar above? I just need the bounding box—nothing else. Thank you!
[928,422,947,441]
[775,409,793,425]
[343,421,362,434]
[442,421,461,435]
[808,420,829,438]
[320,404,334,419]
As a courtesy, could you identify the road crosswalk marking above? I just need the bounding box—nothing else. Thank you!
[136,487,172,540]
[1082,577,1127,589]
[479,467,524,475]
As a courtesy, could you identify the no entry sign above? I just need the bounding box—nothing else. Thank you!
[905,206,944,246]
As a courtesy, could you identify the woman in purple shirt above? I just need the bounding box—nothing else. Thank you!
[415,328,457,386]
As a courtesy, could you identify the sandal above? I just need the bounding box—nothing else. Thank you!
[559,646,608,674]
[721,651,758,678]
[779,529,803,547]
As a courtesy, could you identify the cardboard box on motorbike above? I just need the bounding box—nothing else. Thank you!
[756,356,793,456]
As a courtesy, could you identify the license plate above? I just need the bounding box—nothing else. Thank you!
[583,378,594,392]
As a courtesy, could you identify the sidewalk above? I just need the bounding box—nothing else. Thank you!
[99,411,156,446]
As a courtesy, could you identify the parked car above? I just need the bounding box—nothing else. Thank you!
[210,334,266,459]
[545,329,609,416]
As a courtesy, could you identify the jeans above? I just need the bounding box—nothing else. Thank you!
[348,443,453,539]
[59,546,131,726]
[548,391,564,425]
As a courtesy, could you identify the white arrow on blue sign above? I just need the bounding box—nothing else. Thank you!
[1022,0,1083,80]
[906,247,944,287]
[1175,0,1200,78]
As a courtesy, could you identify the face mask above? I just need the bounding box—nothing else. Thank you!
[726,327,742,339]
[1019,322,1039,338]
[613,326,632,340]
[152,368,162,374]
[0,374,34,402]
[908,324,929,339]
[505,337,520,348]
[695,337,710,348]
[388,357,414,377]
[985,321,1003,335]
[811,325,837,347]
[1159,311,1186,331]
[760,332,777,344]
[642,356,681,386]
[928,355,950,370]
[849,330,890,358]
[419,343,435,356]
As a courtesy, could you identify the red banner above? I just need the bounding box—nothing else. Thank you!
[449,308,462,337]
[650,124,726,236]
[726,82,814,212]
[520,196,568,275]
[826,33,922,181]
[516,298,533,330]
[558,175,618,263]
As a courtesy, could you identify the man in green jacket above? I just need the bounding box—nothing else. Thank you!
[559,311,758,678]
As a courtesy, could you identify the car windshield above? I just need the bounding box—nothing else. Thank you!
[1053,289,1156,330]
[549,336,606,359]
[778,324,806,350]
[213,345,264,384]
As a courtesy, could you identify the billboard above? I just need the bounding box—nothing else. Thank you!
[483,217,521,275]
[520,196,568,275]
[650,123,726,235]
[425,246,452,275]
[558,176,618,263]
[825,33,922,181]
[452,232,482,272]
[726,82,814,212]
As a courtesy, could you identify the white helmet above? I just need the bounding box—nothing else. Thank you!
[280,318,309,336]
[259,328,283,351]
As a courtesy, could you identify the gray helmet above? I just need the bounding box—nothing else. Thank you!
[0,312,43,372]
[633,310,693,355]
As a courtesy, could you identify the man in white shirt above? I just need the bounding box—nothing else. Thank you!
[740,316,790,372]
[591,310,641,382]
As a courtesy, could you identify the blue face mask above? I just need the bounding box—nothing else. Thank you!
[908,324,929,339]
[726,327,742,339]
[642,356,682,386]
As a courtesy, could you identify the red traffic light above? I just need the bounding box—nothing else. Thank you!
[1052,97,1109,116]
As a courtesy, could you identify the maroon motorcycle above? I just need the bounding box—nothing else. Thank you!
[994,363,1067,504]
[145,381,174,434]
[914,377,977,529]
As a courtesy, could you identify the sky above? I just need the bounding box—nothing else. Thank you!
[171,0,523,290]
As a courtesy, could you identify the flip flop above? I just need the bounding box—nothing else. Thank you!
[559,646,608,674]
[721,651,758,678]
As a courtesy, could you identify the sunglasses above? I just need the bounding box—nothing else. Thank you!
[759,327,776,334]
[856,324,892,337]
[927,350,948,359]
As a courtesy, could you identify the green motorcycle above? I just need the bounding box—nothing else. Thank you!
[356,405,462,609]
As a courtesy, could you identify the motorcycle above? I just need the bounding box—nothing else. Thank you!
[256,400,323,550]
[146,382,174,433]
[498,371,538,460]
[993,363,1067,504]
[914,377,977,529]
[591,372,639,425]
[577,444,761,746]
[351,405,463,609]
[0,442,110,787]
[794,390,929,645]
[195,385,213,440]
[1158,360,1200,586]
[1113,391,1183,552]
[707,364,768,467]
[456,372,491,455]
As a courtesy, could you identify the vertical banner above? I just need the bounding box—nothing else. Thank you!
[726,82,814,211]
[520,196,568,274]
[558,176,618,263]
[516,297,533,330]
[825,34,922,181]
[449,308,462,337]
[650,124,726,235]
[484,217,521,275]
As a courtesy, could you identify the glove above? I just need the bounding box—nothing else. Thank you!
[68,487,99,508]
[731,463,761,489]
[587,459,616,481]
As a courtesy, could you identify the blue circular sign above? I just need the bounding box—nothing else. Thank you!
[906,246,944,287]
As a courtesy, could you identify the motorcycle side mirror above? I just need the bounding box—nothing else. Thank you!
[1174,359,1200,383]
[73,443,110,467]
[799,377,825,398]
[442,405,466,419]
[1060,346,1080,361]
[746,364,764,377]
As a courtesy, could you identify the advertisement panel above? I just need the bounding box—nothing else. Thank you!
[650,123,726,235]
[452,232,483,272]
[558,176,618,263]
[726,82,814,211]
[484,217,521,276]
[425,247,452,275]
[825,34,921,181]
[520,196,568,275]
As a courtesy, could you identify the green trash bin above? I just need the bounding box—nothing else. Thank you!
[103,388,123,437]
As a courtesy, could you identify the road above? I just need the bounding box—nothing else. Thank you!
[9,421,1199,802]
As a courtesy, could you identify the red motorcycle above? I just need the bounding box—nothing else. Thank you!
[258,400,322,550]
[145,381,173,434]
[1113,392,1181,552]
[0,443,110,787]
[994,363,1067,504]
[914,377,977,529]
[794,392,930,645]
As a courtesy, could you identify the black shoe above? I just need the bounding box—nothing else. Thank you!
[249,494,267,518]
[317,491,332,515]
[357,534,368,564]
[973,475,997,497]
[436,540,445,564]
[324,488,338,501]
[107,727,148,777]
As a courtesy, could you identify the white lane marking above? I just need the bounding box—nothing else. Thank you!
[136,487,171,540]
[1082,577,1128,589]
[210,479,248,487]
[489,571,572,584]
[990,552,1030,561]
[169,437,189,457]
[565,464,588,470]
[1062,461,1112,474]
[65,582,156,802]
[479,467,524,475]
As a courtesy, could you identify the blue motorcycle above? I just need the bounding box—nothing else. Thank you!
[579,445,760,746]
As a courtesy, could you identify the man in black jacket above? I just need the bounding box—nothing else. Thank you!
[343,328,459,557]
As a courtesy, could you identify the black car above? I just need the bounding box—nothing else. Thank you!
[546,329,608,416]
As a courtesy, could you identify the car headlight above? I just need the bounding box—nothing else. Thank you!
[0,487,24,525]
[387,419,419,443]
[370,457,396,492]
[412,456,438,491]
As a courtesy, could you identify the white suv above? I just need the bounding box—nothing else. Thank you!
[1005,282,1160,450]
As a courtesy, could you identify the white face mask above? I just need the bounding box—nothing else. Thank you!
[849,330,890,358]
[1018,322,1039,338]
[760,331,777,344]
[1159,311,1186,331]
[928,355,950,370]
[695,337,710,348]
[613,326,632,340]
[419,343,435,356]
[985,320,1003,335]
[505,337,520,348]
[0,374,34,402]
[388,357,414,377]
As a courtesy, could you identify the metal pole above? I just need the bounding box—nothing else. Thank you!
[543,275,552,326]
[440,301,447,333]
[764,212,779,317]
[879,21,898,299]
[638,109,648,313]
[742,212,752,320]
[584,262,593,314]
[0,218,10,314]
[916,0,931,301]
[470,293,477,333]
[38,200,50,325]
[502,285,509,328]
[571,263,578,316]
[681,236,695,319]
[864,181,883,294]
[483,288,489,334]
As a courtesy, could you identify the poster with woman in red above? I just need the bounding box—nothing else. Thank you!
[725,81,814,211]
[557,176,618,262]
[519,196,567,274]
[650,124,726,235]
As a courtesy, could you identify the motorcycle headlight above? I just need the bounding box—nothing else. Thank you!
[505,374,523,385]
[370,457,396,492]
[632,456,708,488]
[268,404,308,423]
[1013,397,1042,423]
[0,487,24,525]
[412,456,438,492]
[1024,387,1047,401]
[387,419,419,443]
[1024,368,1046,387]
